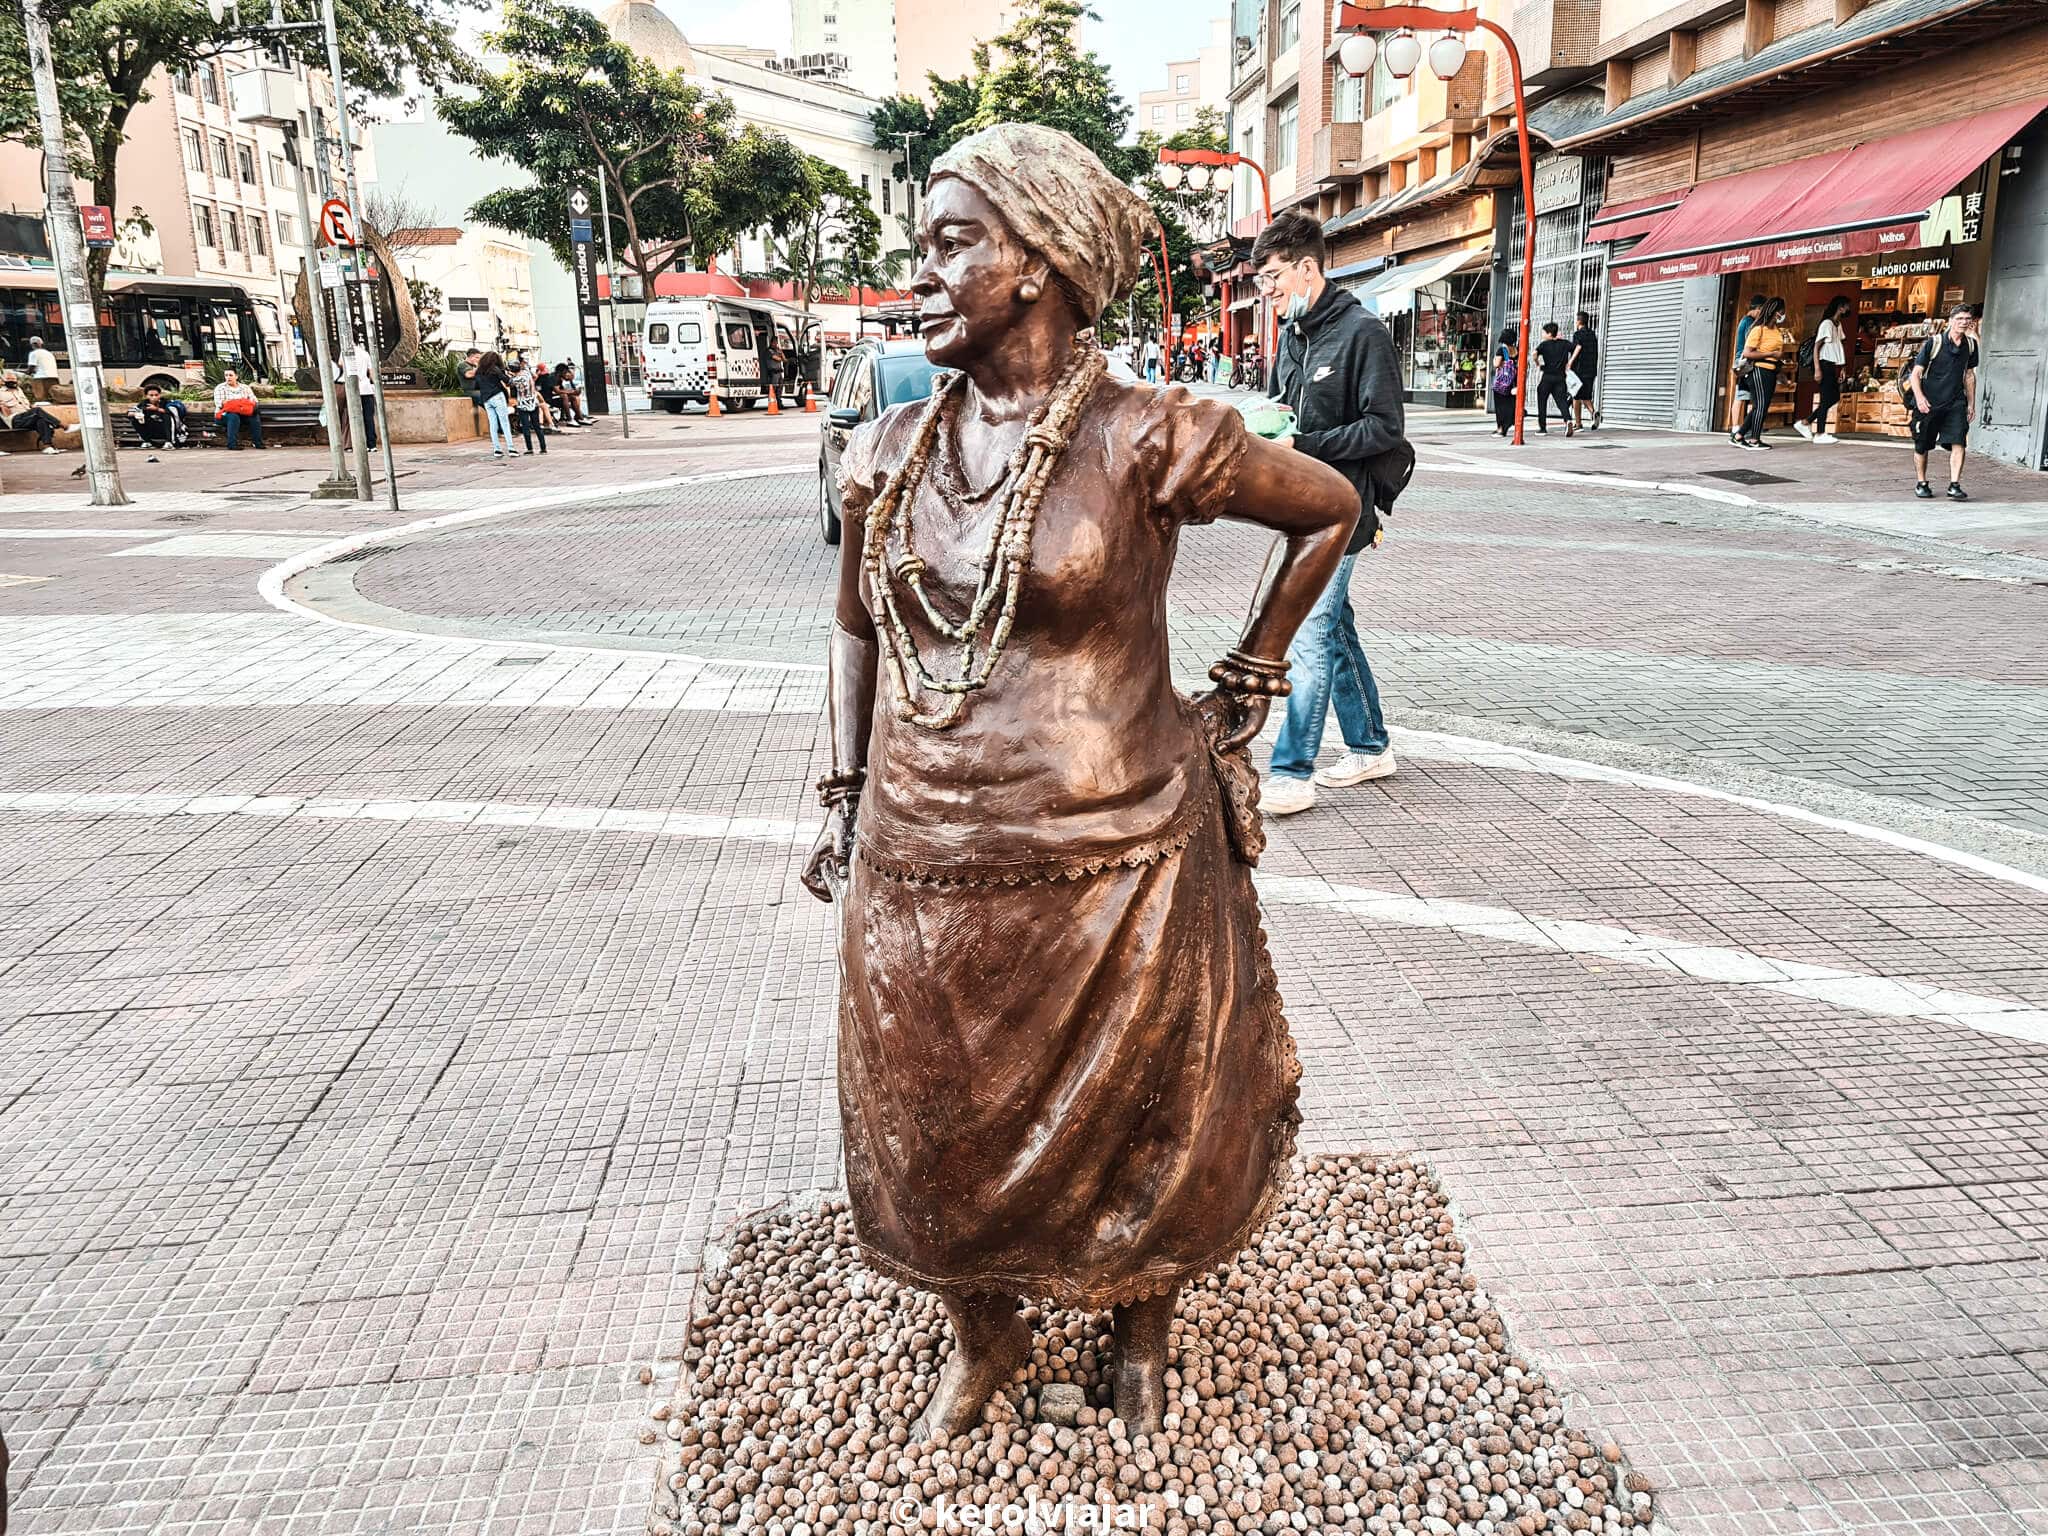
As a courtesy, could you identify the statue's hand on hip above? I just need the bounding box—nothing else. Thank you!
[801,802,857,904]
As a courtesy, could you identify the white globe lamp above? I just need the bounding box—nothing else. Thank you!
[1186,163,1214,191]
[1157,161,1185,190]
[1382,29,1423,79]
[1338,31,1379,77]
[1428,33,1469,80]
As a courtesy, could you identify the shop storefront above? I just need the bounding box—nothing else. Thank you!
[1341,247,1490,406]
[1595,93,2048,448]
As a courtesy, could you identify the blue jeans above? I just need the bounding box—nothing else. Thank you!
[1269,552,1388,780]
[218,410,262,448]
[483,395,514,452]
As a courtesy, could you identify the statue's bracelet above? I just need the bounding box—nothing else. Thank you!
[816,770,865,810]
[1210,651,1292,698]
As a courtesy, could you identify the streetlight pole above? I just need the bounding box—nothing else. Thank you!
[1157,147,1274,374]
[282,127,350,493]
[595,170,630,439]
[20,0,127,505]
[318,0,399,508]
[1335,2,1536,443]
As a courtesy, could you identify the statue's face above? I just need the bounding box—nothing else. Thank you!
[910,178,1040,368]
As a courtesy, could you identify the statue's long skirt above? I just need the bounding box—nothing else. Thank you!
[837,791,1301,1309]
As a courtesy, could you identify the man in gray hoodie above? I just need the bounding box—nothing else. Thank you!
[1253,209,1407,815]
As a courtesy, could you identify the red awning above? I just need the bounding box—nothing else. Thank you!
[1587,191,1689,244]
[1610,96,2048,286]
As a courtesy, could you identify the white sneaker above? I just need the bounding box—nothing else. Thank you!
[41,445,58,454]
[1314,748,1398,787]
[1261,775,1316,816]
[1814,432,1839,443]
[1793,420,1815,440]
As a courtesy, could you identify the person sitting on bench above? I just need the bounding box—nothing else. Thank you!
[130,386,190,455]
[212,369,264,449]
[0,372,63,453]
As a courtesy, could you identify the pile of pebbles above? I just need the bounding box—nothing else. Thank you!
[649,1154,1653,1536]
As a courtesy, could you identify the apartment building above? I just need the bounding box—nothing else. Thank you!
[0,44,347,378]
[1217,0,2048,469]
[1137,19,1231,137]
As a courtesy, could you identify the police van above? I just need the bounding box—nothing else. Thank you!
[642,297,820,413]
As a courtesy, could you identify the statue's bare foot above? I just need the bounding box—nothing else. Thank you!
[912,1292,1028,1442]
[1111,1290,1177,1435]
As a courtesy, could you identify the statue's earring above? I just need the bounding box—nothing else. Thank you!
[1019,279,1043,303]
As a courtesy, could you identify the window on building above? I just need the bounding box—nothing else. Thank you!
[270,154,290,189]
[225,212,242,253]
[184,128,203,166]
[824,11,836,19]
[237,143,256,182]
[251,217,266,257]
[1152,104,1165,122]
[1333,64,1363,122]
[1272,91,1298,173]
[172,69,195,96]
[882,180,892,215]
[1177,102,1191,121]
[201,66,221,105]
[861,172,871,197]
[1369,53,1403,115]
[276,211,295,246]
[196,205,216,249]
[212,136,231,177]
[1277,0,1301,51]
[1176,73,1190,92]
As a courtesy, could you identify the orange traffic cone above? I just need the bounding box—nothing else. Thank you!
[766,388,781,416]
[707,391,722,419]
[802,380,818,413]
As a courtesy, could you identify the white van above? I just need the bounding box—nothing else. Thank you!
[642,297,821,413]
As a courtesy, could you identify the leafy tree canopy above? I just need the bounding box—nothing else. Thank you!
[439,0,814,286]
[0,0,475,300]
[869,0,1136,190]
[749,158,883,311]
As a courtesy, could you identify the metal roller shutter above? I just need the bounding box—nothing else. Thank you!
[1598,240,1686,427]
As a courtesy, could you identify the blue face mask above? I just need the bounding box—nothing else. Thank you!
[1285,291,1311,322]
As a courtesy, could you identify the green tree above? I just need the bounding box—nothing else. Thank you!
[868,0,1136,185]
[751,159,882,313]
[0,0,474,305]
[1136,106,1230,340]
[439,0,814,292]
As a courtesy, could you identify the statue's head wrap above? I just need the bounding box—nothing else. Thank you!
[928,123,1153,325]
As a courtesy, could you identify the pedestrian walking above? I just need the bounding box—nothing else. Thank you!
[507,352,548,455]
[1795,295,1851,443]
[1489,325,1519,437]
[1906,302,1979,501]
[211,368,264,450]
[0,372,64,452]
[1533,322,1574,435]
[1729,294,1765,443]
[1567,310,1600,431]
[1143,333,1161,383]
[25,335,58,402]
[1250,208,1405,816]
[1736,298,1791,450]
[472,350,515,459]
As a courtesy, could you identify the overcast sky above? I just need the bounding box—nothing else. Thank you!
[651,0,1230,127]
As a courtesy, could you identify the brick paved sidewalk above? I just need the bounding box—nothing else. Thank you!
[1,426,2046,1535]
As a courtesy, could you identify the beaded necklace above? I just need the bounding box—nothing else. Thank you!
[862,341,1104,730]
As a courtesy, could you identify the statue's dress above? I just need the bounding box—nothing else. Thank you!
[837,379,1301,1309]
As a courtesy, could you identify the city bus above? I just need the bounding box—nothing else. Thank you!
[0,268,275,393]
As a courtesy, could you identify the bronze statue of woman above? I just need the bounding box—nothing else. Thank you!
[801,123,1361,1441]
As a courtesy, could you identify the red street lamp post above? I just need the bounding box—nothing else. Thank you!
[1157,146,1276,364]
[1335,2,1537,444]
